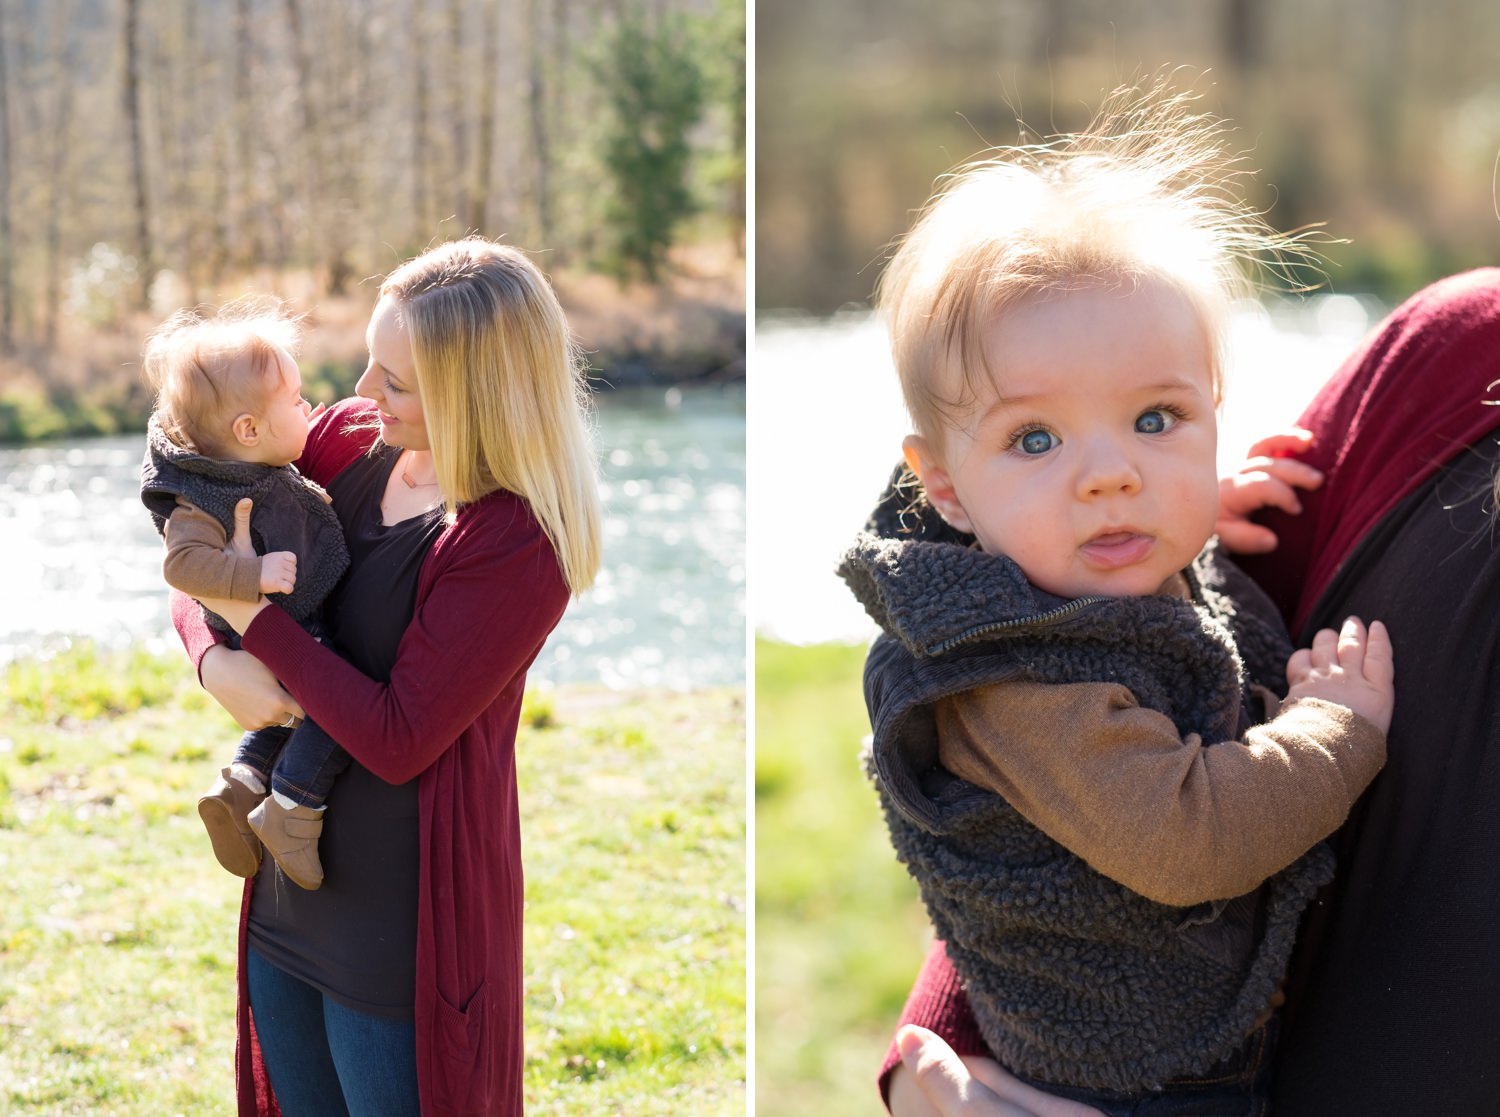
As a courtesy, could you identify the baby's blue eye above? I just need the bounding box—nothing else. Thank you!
[1018,429,1057,455]
[1135,409,1176,435]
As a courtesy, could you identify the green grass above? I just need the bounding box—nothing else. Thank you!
[0,645,744,1116]
[754,638,932,1117]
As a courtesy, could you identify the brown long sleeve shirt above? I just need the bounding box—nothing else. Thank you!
[936,682,1385,906]
[160,500,265,603]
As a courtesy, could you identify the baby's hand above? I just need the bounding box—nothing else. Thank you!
[1285,616,1395,734]
[259,551,298,595]
[1216,429,1325,554]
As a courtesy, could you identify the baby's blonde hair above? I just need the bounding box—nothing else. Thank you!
[380,238,602,596]
[878,80,1317,441]
[143,299,301,457]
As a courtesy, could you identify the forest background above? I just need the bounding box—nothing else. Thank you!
[755,3,1500,1116]
[758,0,1500,313]
[0,0,745,441]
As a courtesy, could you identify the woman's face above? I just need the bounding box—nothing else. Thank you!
[357,294,429,450]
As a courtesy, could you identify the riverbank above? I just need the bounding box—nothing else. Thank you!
[0,243,745,443]
[0,644,745,1115]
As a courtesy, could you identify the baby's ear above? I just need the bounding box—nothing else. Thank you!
[230,412,260,448]
[902,435,973,534]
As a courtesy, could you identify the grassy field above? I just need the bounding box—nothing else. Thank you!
[0,644,744,1116]
[754,638,932,1117]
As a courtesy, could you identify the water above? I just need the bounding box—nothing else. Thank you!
[750,295,1385,645]
[0,385,746,690]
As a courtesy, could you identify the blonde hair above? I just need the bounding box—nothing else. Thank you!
[143,299,300,457]
[381,238,602,595]
[877,80,1319,440]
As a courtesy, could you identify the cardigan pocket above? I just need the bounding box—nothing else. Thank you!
[432,980,491,1114]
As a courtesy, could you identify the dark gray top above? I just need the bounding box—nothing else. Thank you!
[1271,438,1500,1115]
[247,444,445,1019]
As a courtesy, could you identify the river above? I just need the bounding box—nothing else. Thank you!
[0,385,745,690]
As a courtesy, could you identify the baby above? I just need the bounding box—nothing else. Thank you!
[839,87,1393,1114]
[140,302,350,891]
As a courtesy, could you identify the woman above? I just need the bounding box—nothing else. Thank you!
[174,238,601,1116]
[882,268,1500,1116]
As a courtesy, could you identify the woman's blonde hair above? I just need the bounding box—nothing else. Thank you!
[143,298,300,457]
[381,238,602,595]
[877,78,1321,440]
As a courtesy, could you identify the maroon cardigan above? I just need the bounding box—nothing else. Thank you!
[175,398,571,1116]
[876,268,1500,1105]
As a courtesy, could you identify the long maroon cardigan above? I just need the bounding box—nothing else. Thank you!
[175,397,570,1116]
[875,268,1500,1104]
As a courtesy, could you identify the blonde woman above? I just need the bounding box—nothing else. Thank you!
[173,238,601,1116]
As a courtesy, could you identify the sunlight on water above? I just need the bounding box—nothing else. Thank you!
[0,386,745,690]
[751,296,1383,645]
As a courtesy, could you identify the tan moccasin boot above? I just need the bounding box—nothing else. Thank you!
[247,796,326,891]
[197,767,266,878]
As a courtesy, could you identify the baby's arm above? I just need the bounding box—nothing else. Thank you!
[162,501,297,600]
[937,669,1388,906]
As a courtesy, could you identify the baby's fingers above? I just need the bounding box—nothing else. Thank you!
[1286,647,1313,686]
[1308,625,1340,670]
[1335,616,1367,669]
[1361,619,1395,688]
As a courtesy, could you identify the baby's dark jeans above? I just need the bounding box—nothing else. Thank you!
[1011,1017,1277,1117]
[233,715,352,809]
[224,620,350,809]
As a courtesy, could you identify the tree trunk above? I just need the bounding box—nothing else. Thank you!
[528,0,552,246]
[122,0,155,308]
[411,0,430,234]
[0,0,14,353]
[470,0,500,233]
[448,0,468,229]
[1223,0,1266,72]
[42,2,77,348]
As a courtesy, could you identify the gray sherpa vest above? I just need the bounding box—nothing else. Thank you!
[838,469,1334,1094]
[141,415,350,635]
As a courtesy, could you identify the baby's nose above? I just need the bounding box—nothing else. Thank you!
[1076,444,1143,498]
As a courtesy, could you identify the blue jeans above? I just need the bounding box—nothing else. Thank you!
[246,948,420,1117]
[1012,1018,1277,1117]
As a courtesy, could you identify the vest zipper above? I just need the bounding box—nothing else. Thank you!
[925,596,1108,657]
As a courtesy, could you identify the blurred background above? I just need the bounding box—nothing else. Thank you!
[752,3,1500,1114]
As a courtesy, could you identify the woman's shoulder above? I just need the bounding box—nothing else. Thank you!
[432,489,567,592]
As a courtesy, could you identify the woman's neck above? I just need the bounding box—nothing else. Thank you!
[382,448,444,525]
[399,449,439,490]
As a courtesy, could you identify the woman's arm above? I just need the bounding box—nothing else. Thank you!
[879,941,990,1107]
[171,586,304,730]
[235,500,569,784]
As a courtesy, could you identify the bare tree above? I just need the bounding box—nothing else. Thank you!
[528,0,554,246]
[412,0,432,233]
[1223,0,1266,72]
[0,0,13,353]
[41,1,78,347]
[122,0,156,307]
[470,0,501,233]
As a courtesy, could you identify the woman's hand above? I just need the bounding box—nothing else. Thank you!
[200,644,304,731]
[196,497,273,635]
[1216,429,1324,554]
[888,1028,1105,1117]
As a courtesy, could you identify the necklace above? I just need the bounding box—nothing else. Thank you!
[399,453,439,489]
